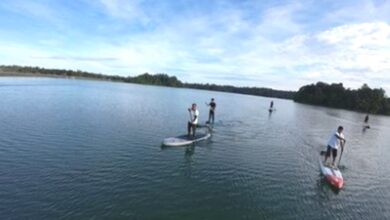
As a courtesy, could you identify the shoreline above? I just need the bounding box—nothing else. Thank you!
[1,67,388,116]
[0,71,123,82]
[0,73,288,101]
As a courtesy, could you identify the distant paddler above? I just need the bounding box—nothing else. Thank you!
[269,100,274,112]
[364,114,370,129]
[324,126,346,167]
[188,103,199,138]
[205,98,216,124]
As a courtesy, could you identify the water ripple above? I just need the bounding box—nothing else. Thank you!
[1,78,390,220]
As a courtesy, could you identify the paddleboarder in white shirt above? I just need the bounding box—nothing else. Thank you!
[324,126,346,167]
[188,103,199,138]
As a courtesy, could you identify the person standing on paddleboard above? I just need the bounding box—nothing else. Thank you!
[269,100,275,113]
[324,126,346,167]
[363,114,370,130]
[206,98,216,124]
[188,103,199,138]
[364,114,369,123]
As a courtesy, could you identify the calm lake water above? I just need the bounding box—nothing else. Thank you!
[1,77,389,220]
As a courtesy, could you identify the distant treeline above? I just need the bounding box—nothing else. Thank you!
[294,82,390,115]
[0,65,295,99]
[185,83,294,99]
[2,65,389,114]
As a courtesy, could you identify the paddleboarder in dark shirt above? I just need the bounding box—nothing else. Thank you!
[206,98,216,124]
[363,114,370,130]
[269,100,274,113]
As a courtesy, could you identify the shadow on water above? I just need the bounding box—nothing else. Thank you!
[160,143,196,164]
[325,109,341,118]
[216,119,244,128]
[267,107,276,119]
[337,165,347,170]
[185,145,195,158]
[362,125,370,133]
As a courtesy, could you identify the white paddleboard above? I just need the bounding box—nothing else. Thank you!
[319,157,344,189]
[163,133,211,147]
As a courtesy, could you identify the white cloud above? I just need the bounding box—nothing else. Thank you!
[277,22,390,92]
[258,2,304,37]
[1,0,390,94]
[98,0,150,24]
[324,0,390,25]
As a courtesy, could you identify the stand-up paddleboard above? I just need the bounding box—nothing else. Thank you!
[163,133,211,147]
[319,157,344,189]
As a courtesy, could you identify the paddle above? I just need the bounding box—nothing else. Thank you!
[337,140,346,167]
[187,109,195,138]
[205,102,212,124]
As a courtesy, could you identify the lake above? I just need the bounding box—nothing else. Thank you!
[1,77,389,220]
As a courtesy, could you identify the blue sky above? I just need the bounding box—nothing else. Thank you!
[1,0,390,93]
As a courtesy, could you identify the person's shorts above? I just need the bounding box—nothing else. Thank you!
[326,145,337,158]
[188,121,196,126]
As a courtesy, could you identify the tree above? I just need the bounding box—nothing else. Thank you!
[294,82,390,115]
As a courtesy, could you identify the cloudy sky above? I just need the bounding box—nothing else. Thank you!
[0,0,390,92]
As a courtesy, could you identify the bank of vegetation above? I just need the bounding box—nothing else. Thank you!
[2,65,389,115]
[0,65,294,99]
[294,82,390,115]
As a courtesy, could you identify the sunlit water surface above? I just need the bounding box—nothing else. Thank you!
[1,77,389,220]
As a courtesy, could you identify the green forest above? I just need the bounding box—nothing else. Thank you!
[0,65,294,99]
[294,82,390,115]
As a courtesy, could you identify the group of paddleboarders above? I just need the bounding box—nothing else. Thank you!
[185,98,375,190]
[187,99,364,171]
[323,114,371,167]
[187,98,216,138]
[324,113,372,166]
